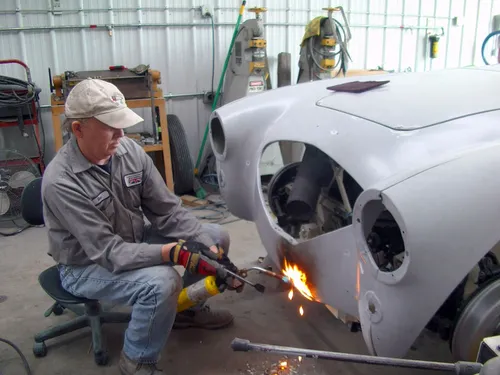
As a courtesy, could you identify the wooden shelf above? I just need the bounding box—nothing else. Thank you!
[141,144,164,152]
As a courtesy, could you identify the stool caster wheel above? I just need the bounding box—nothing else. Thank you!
[33,342,47,357]
[94,351,109,366]
[53,304,65,316]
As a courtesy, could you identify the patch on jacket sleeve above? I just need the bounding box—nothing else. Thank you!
[124,171,143,187]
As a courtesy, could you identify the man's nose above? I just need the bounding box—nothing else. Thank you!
[115,129,124,138]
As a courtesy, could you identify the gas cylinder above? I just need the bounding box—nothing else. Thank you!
[177,275,223,312]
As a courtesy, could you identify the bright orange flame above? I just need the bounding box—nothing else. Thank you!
[288,289,293,300]
[280,361,288,369]
[299,305,304,316]
[282,258,314,301]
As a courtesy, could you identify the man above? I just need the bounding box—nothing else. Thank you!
[41,78,234,375]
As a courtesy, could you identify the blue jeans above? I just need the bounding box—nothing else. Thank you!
[58,223,230,364]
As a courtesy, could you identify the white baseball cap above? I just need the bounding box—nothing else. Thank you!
[64,78,144,129]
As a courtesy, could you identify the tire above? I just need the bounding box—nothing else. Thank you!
[277,52,292,88]
[450,277,500,361]
[167,114,195,195]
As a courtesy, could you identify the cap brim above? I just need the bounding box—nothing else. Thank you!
[95,107,144,129]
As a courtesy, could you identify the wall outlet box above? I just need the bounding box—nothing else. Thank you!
[51,0,62,15]
[203,91,215,105]
[493,14,500,31]
[200,5,213,18]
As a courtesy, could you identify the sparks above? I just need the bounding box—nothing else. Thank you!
[298,356,302,362]
[282,258,314,301]
[299,305,304,316]
[288,289,293,300]
[279,361,288,369]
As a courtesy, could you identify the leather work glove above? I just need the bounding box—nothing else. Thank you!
[210,244,245,293]
[170,240,221,276]
[170,240,244,291]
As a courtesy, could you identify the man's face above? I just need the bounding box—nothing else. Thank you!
[72,118,124,160]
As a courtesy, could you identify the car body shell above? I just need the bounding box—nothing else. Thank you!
[208,65,500,358]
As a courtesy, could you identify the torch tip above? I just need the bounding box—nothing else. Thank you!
[255,283,266,293]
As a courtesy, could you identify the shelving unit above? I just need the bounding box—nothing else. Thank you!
[0,59,45,173]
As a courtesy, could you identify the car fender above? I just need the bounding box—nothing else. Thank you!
[209,101,292,221]
[352,141,500,358]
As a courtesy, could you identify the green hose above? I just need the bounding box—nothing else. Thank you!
[194,0,247,182]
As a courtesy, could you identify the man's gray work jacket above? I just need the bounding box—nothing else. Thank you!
[41,135,213,274]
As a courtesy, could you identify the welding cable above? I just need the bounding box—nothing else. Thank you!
[35,96,46,160]
[0,337,32,375]
[201,173,219,187]
[0,75,37,107]
[0,220,31,237]
[308,17,350,78]
[0,74,45,162]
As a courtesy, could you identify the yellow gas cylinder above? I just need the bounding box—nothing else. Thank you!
[177,275,222,312]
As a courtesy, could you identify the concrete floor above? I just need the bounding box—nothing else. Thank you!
[0,218,455,375]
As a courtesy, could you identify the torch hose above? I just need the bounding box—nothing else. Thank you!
[230,338,483,375]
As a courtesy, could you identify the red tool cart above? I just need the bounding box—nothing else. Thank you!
[0,59,45,173]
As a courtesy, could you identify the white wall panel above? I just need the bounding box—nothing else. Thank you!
[0,0,498,165]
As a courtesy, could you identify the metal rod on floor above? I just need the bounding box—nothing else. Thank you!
[230,338,483,375]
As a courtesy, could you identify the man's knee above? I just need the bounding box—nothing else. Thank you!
[143,266,182,303]
[218,226,230,253]
[202,223,230,253]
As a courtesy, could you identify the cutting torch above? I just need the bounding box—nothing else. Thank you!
[177,256,291,311]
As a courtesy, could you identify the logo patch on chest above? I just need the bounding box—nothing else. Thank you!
[124,171,143,187]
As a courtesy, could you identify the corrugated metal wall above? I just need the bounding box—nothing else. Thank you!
[1,0,499,164]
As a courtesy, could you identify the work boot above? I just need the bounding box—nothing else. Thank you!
[119,351,163,375]
[173,304,234,329]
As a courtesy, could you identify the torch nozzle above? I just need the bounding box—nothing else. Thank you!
[241,266,291,284]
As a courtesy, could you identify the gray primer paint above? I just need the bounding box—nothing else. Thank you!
[209,65,500,358]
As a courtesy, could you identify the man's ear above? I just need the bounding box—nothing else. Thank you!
[71,120,84,138]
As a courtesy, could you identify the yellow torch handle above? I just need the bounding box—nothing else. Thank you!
[177,275,221,312]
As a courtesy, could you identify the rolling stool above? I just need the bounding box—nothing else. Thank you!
[21,177,131,365]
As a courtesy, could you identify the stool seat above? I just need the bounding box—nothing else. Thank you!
[38,265,94,305]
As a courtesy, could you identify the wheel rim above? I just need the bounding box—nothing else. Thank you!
[451,279,500,361]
